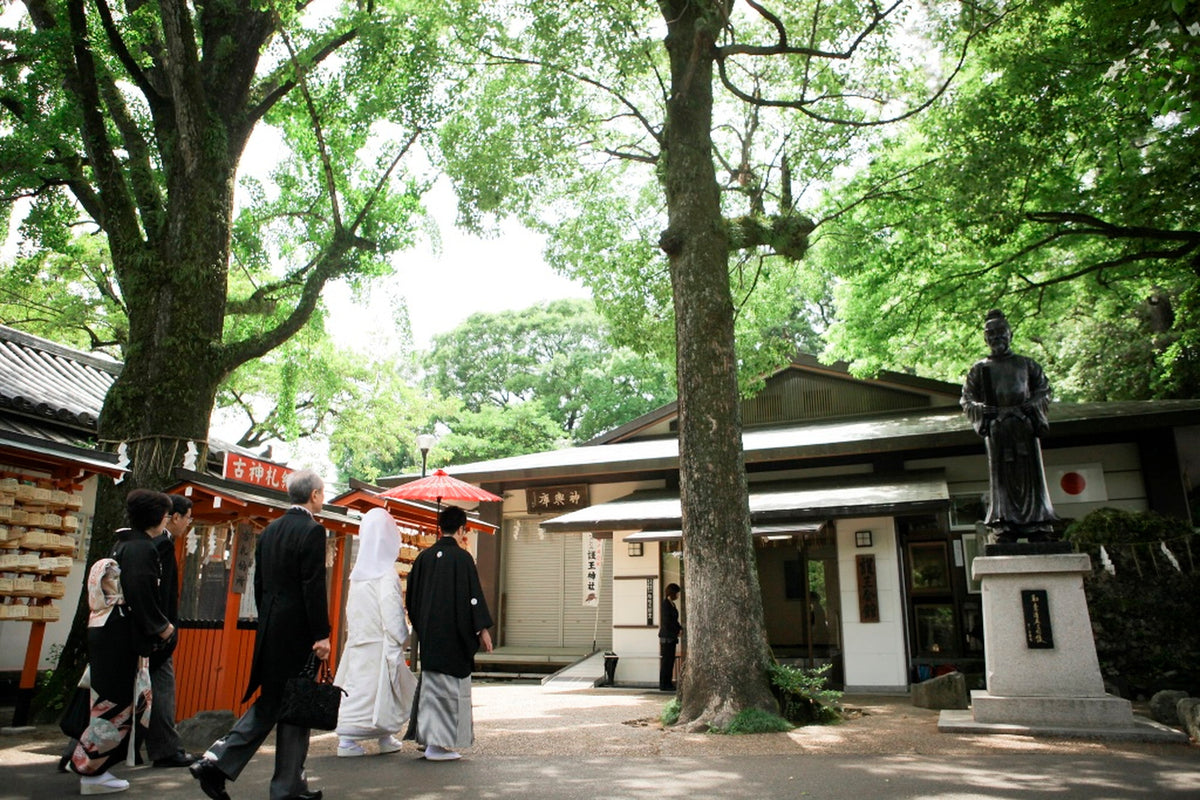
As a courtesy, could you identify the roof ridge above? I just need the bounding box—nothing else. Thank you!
[0,324,123,375]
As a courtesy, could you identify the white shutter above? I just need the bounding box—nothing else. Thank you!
[500,520,613,651]
[501,519,564,647]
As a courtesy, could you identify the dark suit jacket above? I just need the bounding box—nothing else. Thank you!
[149,532,180,670]
[659,597,681,642]
[243,507,331,702]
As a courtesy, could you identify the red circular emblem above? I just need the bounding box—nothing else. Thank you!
[1060,472,1086,495]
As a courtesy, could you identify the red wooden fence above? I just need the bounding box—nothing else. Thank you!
[174,625,258,720]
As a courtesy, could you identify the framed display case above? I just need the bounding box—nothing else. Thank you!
[914,603,957,656]
[907,541,951,593]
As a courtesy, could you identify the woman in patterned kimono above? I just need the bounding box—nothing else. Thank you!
[334,507,416,756]
[72,489,176,795]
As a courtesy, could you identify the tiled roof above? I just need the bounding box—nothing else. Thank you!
[0,325,121,434]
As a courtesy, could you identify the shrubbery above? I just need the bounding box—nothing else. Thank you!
[767,662,843,724]
[1066,508,1200,697]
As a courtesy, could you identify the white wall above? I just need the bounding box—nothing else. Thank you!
[610,532,662,686]
[909,442,1148,521]
[836,516,909,692]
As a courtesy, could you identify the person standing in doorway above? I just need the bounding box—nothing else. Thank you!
[403,505,493,761]
[190,469,332,800]
[658,583,683,691]
[144,494,196,768]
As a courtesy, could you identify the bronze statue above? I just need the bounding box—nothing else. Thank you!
[961,310,1059,543]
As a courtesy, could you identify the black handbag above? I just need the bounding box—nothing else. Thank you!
[278,654,346,730]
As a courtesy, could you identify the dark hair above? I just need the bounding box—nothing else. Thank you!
[169,494,193,516]
[438,505,467,534]
[666,582,681,596]
[126,488,172,531]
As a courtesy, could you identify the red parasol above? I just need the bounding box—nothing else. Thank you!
[378,469,502,506]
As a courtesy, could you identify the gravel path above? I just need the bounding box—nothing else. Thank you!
[1,682,1190,769]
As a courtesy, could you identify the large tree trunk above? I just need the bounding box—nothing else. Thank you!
[659,0,776,728]
[34,174,233,718]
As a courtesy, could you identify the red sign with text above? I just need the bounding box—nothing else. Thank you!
[223,453,292,493]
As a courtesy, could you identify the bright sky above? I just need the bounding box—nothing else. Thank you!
[323,177,591,354]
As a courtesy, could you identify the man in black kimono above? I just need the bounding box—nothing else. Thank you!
[191,469,331,800]
[404,505,493,761]
[961,309,1059,543]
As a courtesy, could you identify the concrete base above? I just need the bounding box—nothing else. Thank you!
[941,553,1190,743]
[975,553,1106,697]
[971,689,1132,726]
[938,708,1189,743]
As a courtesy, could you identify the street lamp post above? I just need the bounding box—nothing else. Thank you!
[416,433,437,477]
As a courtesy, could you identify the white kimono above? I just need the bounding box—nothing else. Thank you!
[335,510,417,739]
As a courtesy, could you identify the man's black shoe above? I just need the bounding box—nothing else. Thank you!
[153,751,197,768]
[189,759,230,800]
[285,792,322,800]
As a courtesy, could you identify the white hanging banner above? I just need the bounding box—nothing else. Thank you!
[583,533,602,607]
[1047,463,1109,505]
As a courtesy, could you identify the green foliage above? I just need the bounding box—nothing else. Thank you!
[711,707,793,735]
[424,298,675,444]
[660,696,681,726]
[814,0,1200,397]
[0,234,126,353]
[432,2,858,389]
[436,402,566,464]
[767,662,843,725]
[34,644,67,715]
[1066,508,1200,694]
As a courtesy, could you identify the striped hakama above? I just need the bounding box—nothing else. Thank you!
[407,671,473,749]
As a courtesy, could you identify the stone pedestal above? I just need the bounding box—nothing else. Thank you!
[938,553,1186,742]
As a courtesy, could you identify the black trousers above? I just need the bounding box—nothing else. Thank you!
[659,638,678,690]
[206,693,312,800]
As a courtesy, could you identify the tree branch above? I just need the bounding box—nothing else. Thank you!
[474,49,663,148]
[279,27,342,230]
[716,2,997,127]
[724,0,905,60]
[243,27,358,137]
[90,0,163,105]
[725,212,815,260]
[157,0,209,177]
[63,0,142,248]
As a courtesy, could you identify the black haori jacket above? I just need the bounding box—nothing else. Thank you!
[405,535,493,678]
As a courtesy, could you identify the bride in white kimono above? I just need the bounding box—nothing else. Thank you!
[334,507,417,756]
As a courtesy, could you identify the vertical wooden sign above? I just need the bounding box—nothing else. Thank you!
[856,554,880,623]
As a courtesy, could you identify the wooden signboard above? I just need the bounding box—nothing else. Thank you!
[856,554,880,623]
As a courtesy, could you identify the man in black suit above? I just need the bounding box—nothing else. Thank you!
[191,469,332,800]
[145,493,196,767]
[658,583,683,691]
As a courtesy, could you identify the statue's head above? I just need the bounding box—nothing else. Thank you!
[983,309,1013,356]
